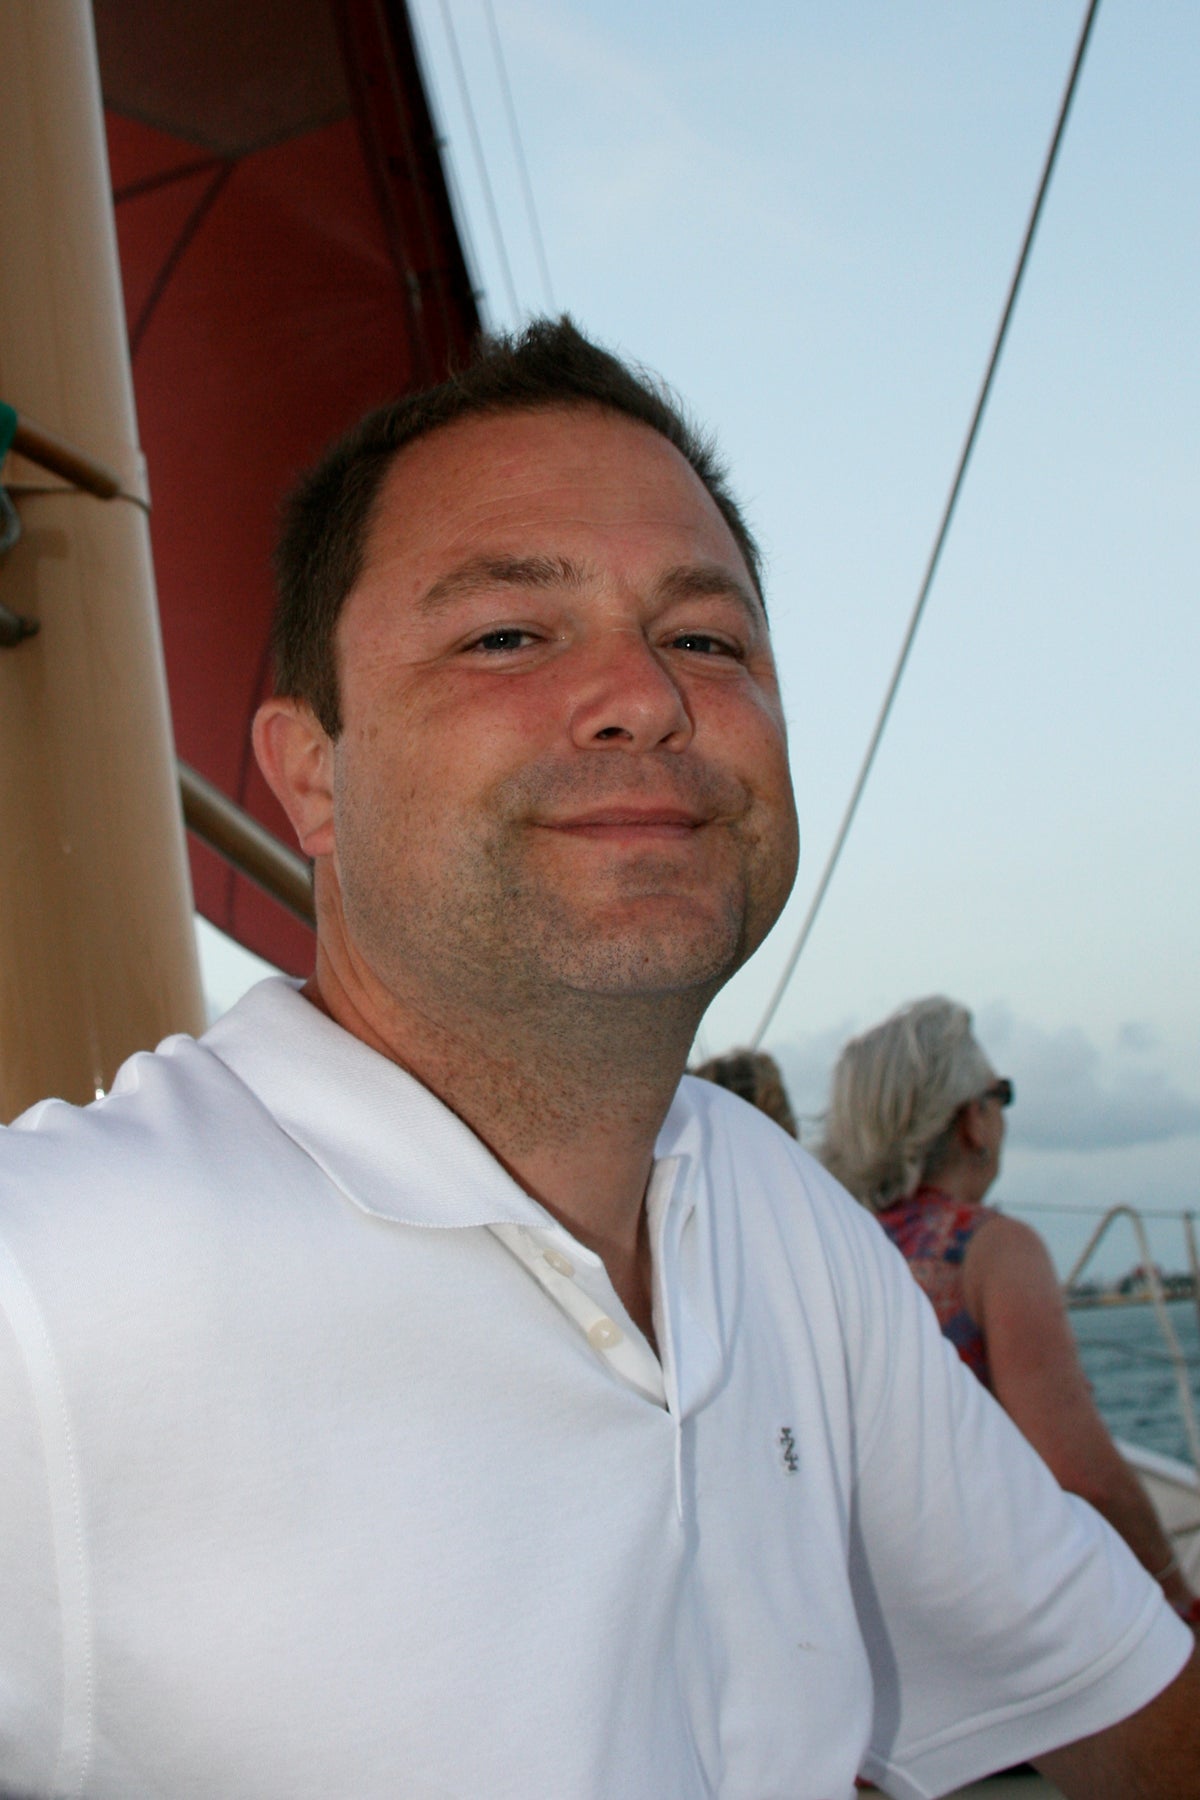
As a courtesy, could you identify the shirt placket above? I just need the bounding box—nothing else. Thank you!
[488,1216,667,1406]
[488,1157,702,1516]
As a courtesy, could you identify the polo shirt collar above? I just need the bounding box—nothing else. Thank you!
[203,979,723,1430]
[203,979,705,1238]
[202,977,556,1231]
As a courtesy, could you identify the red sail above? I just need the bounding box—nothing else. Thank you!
[96,0,480,974]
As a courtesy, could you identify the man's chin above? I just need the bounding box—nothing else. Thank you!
[535,906,747,1001]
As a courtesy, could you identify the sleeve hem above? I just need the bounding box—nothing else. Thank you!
[864,1593,1193,1800]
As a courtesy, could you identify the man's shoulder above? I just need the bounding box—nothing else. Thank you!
[0,980,296,1222]
[666,1073,898,1271]
[0,982,324,1372]
[668,1070,809,1162]
[4,1036,226,1159]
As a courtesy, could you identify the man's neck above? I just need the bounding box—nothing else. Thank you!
[303,953,704,1342]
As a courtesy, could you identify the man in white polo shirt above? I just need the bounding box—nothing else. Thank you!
[0,320,1195,1799]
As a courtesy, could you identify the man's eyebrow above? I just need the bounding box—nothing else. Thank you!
[654,564,765,623]
[416,554,765,623]
[418,555,584,612]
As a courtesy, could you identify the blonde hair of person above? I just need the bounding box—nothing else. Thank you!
[691,1049,799,1138]
[818,997,994,1211]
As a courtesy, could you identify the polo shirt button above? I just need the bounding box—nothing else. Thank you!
[587,1318,623,1351]
[543,1248,574,1277]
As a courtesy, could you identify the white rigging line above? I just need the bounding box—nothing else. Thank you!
[483,0,557,313]
[749,0,1103,1050]
[437,0,522,321]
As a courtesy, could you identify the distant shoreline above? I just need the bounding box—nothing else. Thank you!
[1069,1284,1196,1310]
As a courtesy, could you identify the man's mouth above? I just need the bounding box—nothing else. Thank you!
[535,806,707,841]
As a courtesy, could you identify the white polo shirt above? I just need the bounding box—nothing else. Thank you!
[0,979,1188,1800]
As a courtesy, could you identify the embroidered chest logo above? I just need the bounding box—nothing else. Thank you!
[778,1426,799,1474]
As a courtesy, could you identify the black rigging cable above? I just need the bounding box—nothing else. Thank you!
[750,0,1103,1049]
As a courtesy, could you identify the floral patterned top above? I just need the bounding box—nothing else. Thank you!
[878,1186,997,1389]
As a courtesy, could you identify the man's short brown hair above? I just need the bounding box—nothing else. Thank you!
[272,316,764,736]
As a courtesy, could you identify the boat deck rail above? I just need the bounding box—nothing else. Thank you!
[1049,1204,1200,1473]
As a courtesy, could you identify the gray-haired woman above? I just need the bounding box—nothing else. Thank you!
[820,995,1198,1627]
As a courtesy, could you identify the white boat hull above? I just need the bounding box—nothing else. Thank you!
[1119,1438,1200,1586]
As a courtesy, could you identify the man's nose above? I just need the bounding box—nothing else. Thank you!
[566,629,694,752]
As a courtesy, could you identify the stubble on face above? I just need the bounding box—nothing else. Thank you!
[324,405,799,1071]
[335,741,785,1028]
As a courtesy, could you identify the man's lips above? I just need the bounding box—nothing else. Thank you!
[534,806,708,839]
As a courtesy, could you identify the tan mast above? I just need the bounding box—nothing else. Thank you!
[0,0,205,1120]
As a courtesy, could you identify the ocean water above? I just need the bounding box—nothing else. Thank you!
[1071,1297,1200,1467]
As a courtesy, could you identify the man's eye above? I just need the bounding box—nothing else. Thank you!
[670,632,739,657]
[468,627,537,653]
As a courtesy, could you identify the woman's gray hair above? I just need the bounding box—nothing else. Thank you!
[817,997,994,1211]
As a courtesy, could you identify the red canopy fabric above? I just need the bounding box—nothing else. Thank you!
[98,0,480,973]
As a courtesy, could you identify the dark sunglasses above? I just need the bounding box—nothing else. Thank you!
[981,1077,1014,1108]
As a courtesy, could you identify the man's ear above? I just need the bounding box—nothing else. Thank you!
[252,698,336,859]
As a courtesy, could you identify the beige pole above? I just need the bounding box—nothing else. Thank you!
[0,0,205,1120]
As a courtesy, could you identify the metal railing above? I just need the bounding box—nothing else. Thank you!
[178,762,314,928]
[1064,1205,1200,1474]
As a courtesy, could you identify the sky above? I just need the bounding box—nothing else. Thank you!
[200,1,1200,1279]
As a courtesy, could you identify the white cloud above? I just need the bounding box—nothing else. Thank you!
[1117,1021,1159,1054]
[977,1006,1200,1152]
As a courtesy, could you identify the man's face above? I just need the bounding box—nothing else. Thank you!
[326,404,799,1017]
